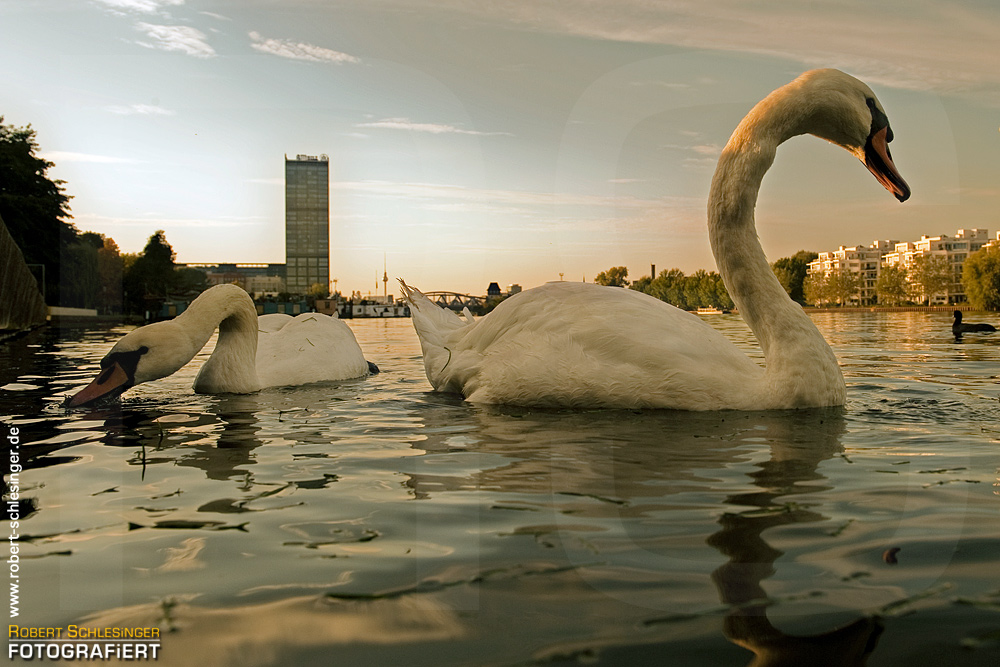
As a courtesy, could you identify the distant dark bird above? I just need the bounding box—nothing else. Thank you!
[953,310,996,336]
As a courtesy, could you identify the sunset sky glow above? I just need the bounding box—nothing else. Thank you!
[4,0,999,295]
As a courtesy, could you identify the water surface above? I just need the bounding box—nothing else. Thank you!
[2,313,999,666]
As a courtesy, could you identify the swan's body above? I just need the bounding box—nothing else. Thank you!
[953,310,996,335]
[402,69,910,410]
[67,284,375,406]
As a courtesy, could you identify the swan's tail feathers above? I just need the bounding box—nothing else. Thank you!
[398,279,466,338]
[398,279,472,386]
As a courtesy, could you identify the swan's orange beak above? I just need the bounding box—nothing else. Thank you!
[864,126,909,202]
[66,362,132,408]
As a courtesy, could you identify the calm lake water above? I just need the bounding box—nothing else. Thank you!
[2,312,999,666]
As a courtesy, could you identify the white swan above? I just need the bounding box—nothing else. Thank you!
[67,284,376,406]
[401,69,909,410]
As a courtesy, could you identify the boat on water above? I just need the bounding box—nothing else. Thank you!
[695,306,728,315]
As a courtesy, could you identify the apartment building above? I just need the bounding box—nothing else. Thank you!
[809,240,896,305]
[808,228,990,305]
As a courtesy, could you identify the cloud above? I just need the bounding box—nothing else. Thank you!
[689,144,721,157]
[659,142,721,171]
[105,104,175,116]
[394,0,1000,102]
[93,0,184,13]
[248,32,359,64]
[355,118,510,136]
[38,151,140,164]
[135,22,215,57]
[333,180,697,213]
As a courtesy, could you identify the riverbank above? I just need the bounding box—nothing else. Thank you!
[805,305,981,313]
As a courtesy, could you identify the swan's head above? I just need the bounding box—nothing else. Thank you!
[789,69,910,202]
[65,321,196,407]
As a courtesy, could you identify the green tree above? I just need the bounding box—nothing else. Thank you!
[174,267,208,295]
[630,268,733,310]
[0,117,76,303]
[97,235,123,314]
[962,245,1000,310]
[123,230,176,315]
[875,263,909,305]
[709,272,734,310]
[650,268,688,308]
[630,275,652,294]
[803,272,828,306]
[771,250,818,304]
[684,269,708,308]
[827,269,862,306]
[908,254,952,304]
[60,240,99,309]
[308,282,331,299]
[595,266,629,287]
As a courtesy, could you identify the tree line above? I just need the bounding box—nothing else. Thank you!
[597,246,1000,311]
[595,250,818,311]
[1,117,208,316]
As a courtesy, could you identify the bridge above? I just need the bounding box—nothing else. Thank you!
[422,291,487,311]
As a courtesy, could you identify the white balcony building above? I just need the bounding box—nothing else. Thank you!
[808,229,990,305]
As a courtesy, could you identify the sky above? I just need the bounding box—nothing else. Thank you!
[2,0,999,296]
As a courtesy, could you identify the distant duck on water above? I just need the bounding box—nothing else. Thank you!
[953,310,996,336]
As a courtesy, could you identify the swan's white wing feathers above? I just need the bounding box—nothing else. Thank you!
[256,313,369,388]
[257,312,295,334]
[410,282,765,410]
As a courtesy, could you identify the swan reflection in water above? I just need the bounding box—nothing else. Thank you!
[71,394,266,483]
[61,403,886,666]
[404,402,885,665]
[704,414,883,666]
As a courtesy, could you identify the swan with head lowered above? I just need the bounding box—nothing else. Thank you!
[401,69,910,411]
[66,284,377,407]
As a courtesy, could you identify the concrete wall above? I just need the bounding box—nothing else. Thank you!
[0,212,48,333]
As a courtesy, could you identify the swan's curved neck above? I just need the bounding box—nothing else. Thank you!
[707,88,843,399]
[176,286,261,393]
